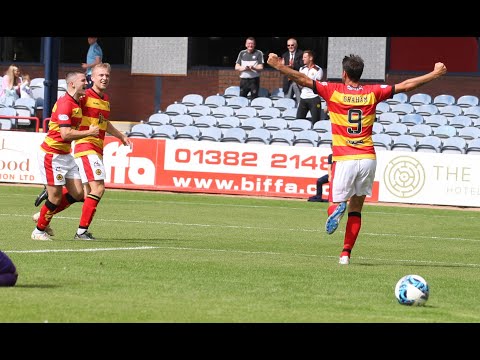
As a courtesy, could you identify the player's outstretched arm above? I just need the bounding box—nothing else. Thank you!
[394,62,447,94]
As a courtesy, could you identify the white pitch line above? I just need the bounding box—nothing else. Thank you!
[4,245,480,268]
[6,246,160,253]
[2,212,480,242]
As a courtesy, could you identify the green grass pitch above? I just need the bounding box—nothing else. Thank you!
[1,184,479,323]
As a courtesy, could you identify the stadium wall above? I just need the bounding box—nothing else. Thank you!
[19,65,480,124]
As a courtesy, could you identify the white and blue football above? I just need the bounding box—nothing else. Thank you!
[394,274,430,306]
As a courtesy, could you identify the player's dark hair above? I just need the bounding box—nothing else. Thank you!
[342,54,364,82]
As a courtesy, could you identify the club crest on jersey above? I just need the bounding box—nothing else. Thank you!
[98,113,105,124]
[95,169,102,176]
[56,174,64,181]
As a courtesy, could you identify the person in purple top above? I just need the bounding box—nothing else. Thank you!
[0,251,18,286]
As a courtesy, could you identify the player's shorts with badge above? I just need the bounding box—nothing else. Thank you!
[75,154,106,183]
[37,152,81,186]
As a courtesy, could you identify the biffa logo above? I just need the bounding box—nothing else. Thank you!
[104,142,155,185]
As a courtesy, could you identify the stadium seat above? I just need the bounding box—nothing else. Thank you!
[465,138,480,155]
[415,104,439,117]
[390,103,415,117]
[424,114,448,128]
[440,137,466,154]
[164,103,188,116]
[223,86,240,98]
[456,95,479,108]
[239,117,264,131]
[245,128,272,145]
[264,118,288,131]
[400,113,423,127]
[385,92,408,106]
[151,124,177,139]
[258,107,281,120]
[317,132,332,147]
[211,106,235,118]
[439,105,462,118]
[175,126,201,141]
[226,96,249,109]
[234,106,257,119]
[458,126,480,144]
[448,116,472,129]
[313,120,331,133]
[378,112,400,125]
[372,122,384,135]
[433,94,455,108]
[193,115,218,128]
[408,93,432,108]
[292,130,319,147]
[372,133,392,151]
[270,129,295,146]
[217,116,240,129]
[409,124,433,138]
[281,108,298,120]
[147,113,171,126]
[170,114,194,127]
[375,101,390,116]
[463,106,480,119]
[129,123,154,138]
[204,95,226,108]
[181,93,203,107]
[384,123,408,136]
[432,125,457,139]
[288,119,312,132]
[416,136,442,153]
[198,126,222,142]
[273,98,296,112]
[250,97,273,110]
[187,105,211,117]
[221,127,247,143]
[390,134,417,152]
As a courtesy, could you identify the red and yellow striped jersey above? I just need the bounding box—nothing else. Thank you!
[73,88,110,158]
[314,81,394,161]
[40,94,83,155]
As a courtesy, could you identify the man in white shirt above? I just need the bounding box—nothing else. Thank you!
[296,50,324,124]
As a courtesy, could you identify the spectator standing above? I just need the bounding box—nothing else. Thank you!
[267,52,447,265]
[31,71,99,241]
[296,50,324,125]
[0,64,21,105]
[235,37,264,99]
[0,251,18,287]
[81,37,103,89]
[281,38,303,101]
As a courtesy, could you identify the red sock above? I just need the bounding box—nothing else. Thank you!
[342,212,362,257]
[79,194,101,229]
[37,201,58,231]
[327,204,336,216]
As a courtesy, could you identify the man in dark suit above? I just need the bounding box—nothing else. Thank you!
[281,38,303,101]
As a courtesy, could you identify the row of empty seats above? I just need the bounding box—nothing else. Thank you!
[381,93,479,109]
[0,97,37,130]
[146,114,330,132]
[373,133,480,155]
[128,123,332,147]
